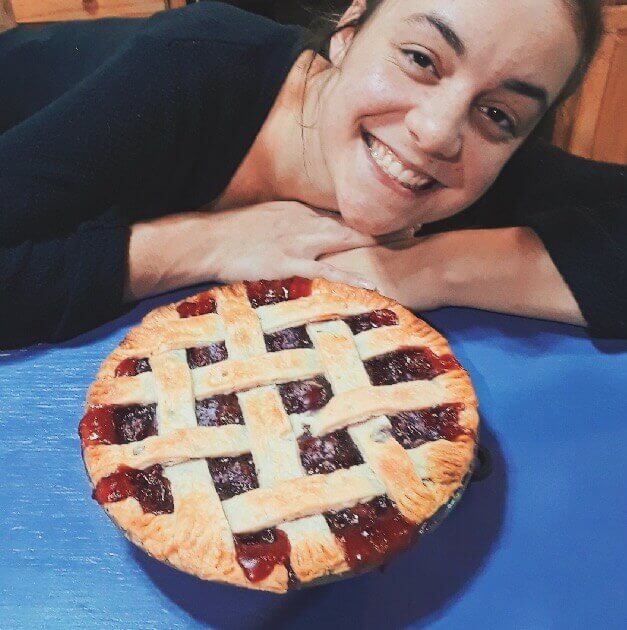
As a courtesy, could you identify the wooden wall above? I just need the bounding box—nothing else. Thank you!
[552,4,626,164]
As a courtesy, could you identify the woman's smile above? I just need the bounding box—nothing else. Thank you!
[361,127,440,197]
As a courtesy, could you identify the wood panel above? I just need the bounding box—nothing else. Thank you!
[10,0,166,23]
[552,5,627,164]
[0,0,15,31]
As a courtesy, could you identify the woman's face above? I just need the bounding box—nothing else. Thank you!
[318,0,580,234]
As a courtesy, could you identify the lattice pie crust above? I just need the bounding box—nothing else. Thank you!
[79,278,478,593]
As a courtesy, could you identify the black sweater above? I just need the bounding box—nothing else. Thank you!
[0,2,625,348]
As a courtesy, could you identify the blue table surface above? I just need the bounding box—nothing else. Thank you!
[1,288,626,630]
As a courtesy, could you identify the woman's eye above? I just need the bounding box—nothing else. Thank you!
[402,49,438,76]
[479,105,516,135]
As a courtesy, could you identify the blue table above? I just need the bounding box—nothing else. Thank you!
[1,288,626,629]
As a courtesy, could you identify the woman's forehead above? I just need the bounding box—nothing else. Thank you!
[373,0,580,97]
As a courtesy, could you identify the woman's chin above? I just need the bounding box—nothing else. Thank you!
[340,209,401,236]
[336,192,408,235]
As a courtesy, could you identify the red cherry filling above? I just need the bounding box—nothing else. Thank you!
[186,342,228,369]
[278,376,333,415]
[233,528,291,583]
[344,309,399,334]
[325,496,415,571]
[264,326,313,352]
[245,277,313,308]
[79,404,157,447]
[364,348,460,385]
[93,464,173,515]
[298,429,364,475]
[389,403,470,449]
[207,454,259,501]
[196,394,244,427]
[114,357,151,377]
[176,293,217,318]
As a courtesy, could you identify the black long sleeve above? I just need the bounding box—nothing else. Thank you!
[0,28,178,246]
[0,209,130,347]
[423,140,627,337]
[0,5,304,349]
[0,20,179,348]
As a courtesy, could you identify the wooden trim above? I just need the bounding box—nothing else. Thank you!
[11,0,166,23]
[552,5,627,164]
[567,30,615,157]
[0,0,16,31]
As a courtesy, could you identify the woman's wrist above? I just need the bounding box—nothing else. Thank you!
[123,212,220,302]
[438,227,586,325]
[124,221,159,302]
[439,227,535,308]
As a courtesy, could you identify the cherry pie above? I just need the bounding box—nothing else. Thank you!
[79,278,478,592]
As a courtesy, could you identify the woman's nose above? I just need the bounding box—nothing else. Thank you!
[405,97,464,161]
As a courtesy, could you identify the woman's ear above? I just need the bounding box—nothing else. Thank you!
[328,0,368,67]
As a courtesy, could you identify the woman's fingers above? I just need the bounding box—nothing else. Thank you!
[292,259,377,291]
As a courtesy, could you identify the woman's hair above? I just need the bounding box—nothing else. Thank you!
[305,0,604,104]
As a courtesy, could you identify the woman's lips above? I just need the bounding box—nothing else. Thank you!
[361,129,439,195]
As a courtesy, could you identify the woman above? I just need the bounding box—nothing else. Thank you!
[0,0,625,348]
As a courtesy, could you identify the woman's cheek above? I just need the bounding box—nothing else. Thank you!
[462,146,511,204]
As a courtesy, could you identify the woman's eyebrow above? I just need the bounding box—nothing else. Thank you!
[404,13,549,112]
[502,79,548,112]
[404,12,466,57]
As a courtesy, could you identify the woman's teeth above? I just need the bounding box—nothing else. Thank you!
[367,136,433,190]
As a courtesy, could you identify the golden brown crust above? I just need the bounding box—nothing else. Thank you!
[80,279,479,593]
[84,425,250,482]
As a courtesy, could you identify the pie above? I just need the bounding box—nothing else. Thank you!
[79,278,478,592]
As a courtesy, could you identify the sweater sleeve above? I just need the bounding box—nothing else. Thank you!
[0,29,178,347]
[0,209,131,349]
[0,30,177,247]
[423,140,627,338]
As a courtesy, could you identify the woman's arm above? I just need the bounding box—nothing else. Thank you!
[0,29,178,247]
[0,210,130,350]
[322,227,588,326]
[0,26,180,347]
[417,141,627,337]
[1,201,384,348]
[124,202,389,301]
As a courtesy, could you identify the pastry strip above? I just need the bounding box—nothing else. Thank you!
[85,425,250,482]
[308,320,437,523]
[191,349,324,399]
[237,384,347,581]
[308,378,453,436]
[215,286,267,359]
[222,464,386,534]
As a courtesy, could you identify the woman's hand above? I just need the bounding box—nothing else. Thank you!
[323,227,587,326]
[321,236,449,311]
[124,201,394,301]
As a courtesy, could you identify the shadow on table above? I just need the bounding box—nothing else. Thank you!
[424,308,627,356]
[0,286,206,364]
[131,422,506,630]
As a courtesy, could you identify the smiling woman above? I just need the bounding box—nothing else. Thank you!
[293,0,591,233]
[0,0,625,348]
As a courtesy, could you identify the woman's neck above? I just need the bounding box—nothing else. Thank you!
[212,51,338,212]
